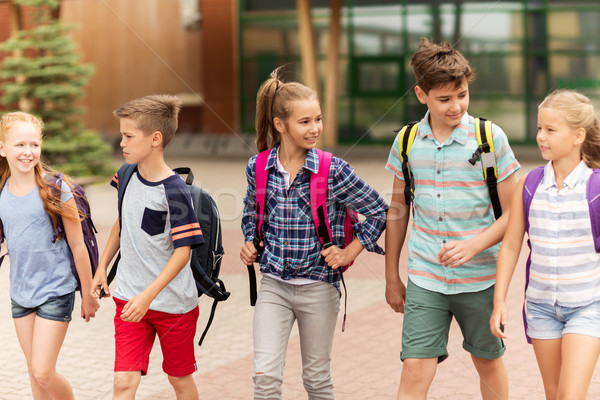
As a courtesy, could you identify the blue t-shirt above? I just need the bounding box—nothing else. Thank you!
[0,178,76,307]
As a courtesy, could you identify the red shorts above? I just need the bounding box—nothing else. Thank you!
[113,297,199,377]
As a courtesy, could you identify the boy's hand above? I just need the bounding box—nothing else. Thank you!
[438,239,476,267]
[120,292,153,322]
[240,240,262,265]
[81,292,100,322]
[321,245,354,270]
[385,277,406,313]
[489,302,508,339]
[91,268,110,299]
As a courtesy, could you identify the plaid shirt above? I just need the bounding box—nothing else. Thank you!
[242,145,388,289]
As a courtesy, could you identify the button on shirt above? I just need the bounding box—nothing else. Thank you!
[527,161,600,307]
[242,145,388,290]
[386,111,520,294]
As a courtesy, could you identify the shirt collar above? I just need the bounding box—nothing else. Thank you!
[267,143,319,174]
[416,111,470,145]
[542,160,588,190]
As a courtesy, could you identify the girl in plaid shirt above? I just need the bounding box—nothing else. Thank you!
[240,67,388,400]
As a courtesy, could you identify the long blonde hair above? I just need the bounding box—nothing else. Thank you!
[0,112,81,236]
[539,90,600,169]
[255,66,318,152]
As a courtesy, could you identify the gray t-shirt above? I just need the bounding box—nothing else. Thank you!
[0,178,76,307]
[111,170,204,314]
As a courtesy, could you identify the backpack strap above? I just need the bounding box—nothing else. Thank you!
[247,150,270,306]
[311,149,334,247]
[587,169,600,253]
[395,122,419,206]
[310,149,350,331]
[100,163,137,298]
[471,117,502,219]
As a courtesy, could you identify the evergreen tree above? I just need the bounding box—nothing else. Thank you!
[0,0,113,176]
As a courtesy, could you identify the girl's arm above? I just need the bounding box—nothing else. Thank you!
[384,176,410,313]
[438,172,518,267]
[91,218,120,298]
[240,159,259,265]
[489,176,526,339]
[120,245,191,322]
[62,197,100,322]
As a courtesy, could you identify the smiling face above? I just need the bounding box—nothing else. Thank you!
[275,98,323,152]
[0,120,42,176]
[415,80,469,136]
[537,107,585,163]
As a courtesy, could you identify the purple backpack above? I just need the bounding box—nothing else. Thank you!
[521,165,600,342]
[0,173,99,292]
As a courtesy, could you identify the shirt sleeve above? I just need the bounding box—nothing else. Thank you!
[165,178,205,249]
[385,131,405,180]
[491,123,521,182]
[331,158,389,254]
[59,180,74,203]
[110,172,118,190]
[241,156,258,243]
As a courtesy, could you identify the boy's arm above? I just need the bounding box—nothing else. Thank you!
[91,218,121,298]
[385,176,410,313]
[61,197,100,321]
[120,245,192,322]
[490,177,526,338]
[438,172,518,267]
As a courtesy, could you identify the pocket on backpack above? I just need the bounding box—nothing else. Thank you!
[141,207,168,236]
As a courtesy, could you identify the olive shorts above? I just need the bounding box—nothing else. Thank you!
[400,279,505,363]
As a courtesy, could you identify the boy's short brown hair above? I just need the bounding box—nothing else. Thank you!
[410,37,474,94]
[113,94,182,147]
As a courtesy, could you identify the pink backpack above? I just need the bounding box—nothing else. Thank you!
[247,148,357,329]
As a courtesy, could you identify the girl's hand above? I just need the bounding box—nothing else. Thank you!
[91,268,109,298]
[240,240,262,265]
[81,292,100,322]
[438,239,476,267]
[385,277,406,313]
[321,245,355,270]
[489,302,508,339]
[120,292,152,323]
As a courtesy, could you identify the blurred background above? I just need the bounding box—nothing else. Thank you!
[1,0,599,176]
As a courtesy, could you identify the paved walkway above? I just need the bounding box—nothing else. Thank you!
[0,149,599,399]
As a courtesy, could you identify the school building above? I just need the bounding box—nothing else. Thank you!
[0,0,599,146]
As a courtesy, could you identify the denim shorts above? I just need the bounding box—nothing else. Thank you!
[526,300,600,340]
[11,291,76,322]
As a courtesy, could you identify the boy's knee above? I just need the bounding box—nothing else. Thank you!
[113,371,141,396]
[168,374,197,394]
[471,355,505,375]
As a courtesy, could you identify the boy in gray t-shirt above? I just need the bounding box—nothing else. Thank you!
[92,95,204,398]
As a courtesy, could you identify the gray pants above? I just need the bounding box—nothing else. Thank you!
[253,275,340,400]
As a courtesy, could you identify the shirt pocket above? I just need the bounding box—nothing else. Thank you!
[141,207,168,236]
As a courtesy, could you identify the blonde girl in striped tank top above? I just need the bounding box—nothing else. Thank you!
[490,89,600,400]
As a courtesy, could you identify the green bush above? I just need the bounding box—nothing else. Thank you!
[0,0,114,177]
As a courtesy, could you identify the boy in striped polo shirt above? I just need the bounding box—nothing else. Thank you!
[384,38,520,399]
[92,95,204,399]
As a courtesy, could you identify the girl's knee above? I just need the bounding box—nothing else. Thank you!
[31,366,54,388]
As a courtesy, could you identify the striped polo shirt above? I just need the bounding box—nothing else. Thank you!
[386,111,520,294]
[527,161,600,307]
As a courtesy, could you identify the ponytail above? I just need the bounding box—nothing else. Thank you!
[254,66,318,152]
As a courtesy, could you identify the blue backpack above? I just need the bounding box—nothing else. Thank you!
[521,165,600,342]
[0,173,99,293]
[102,163,229,346]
